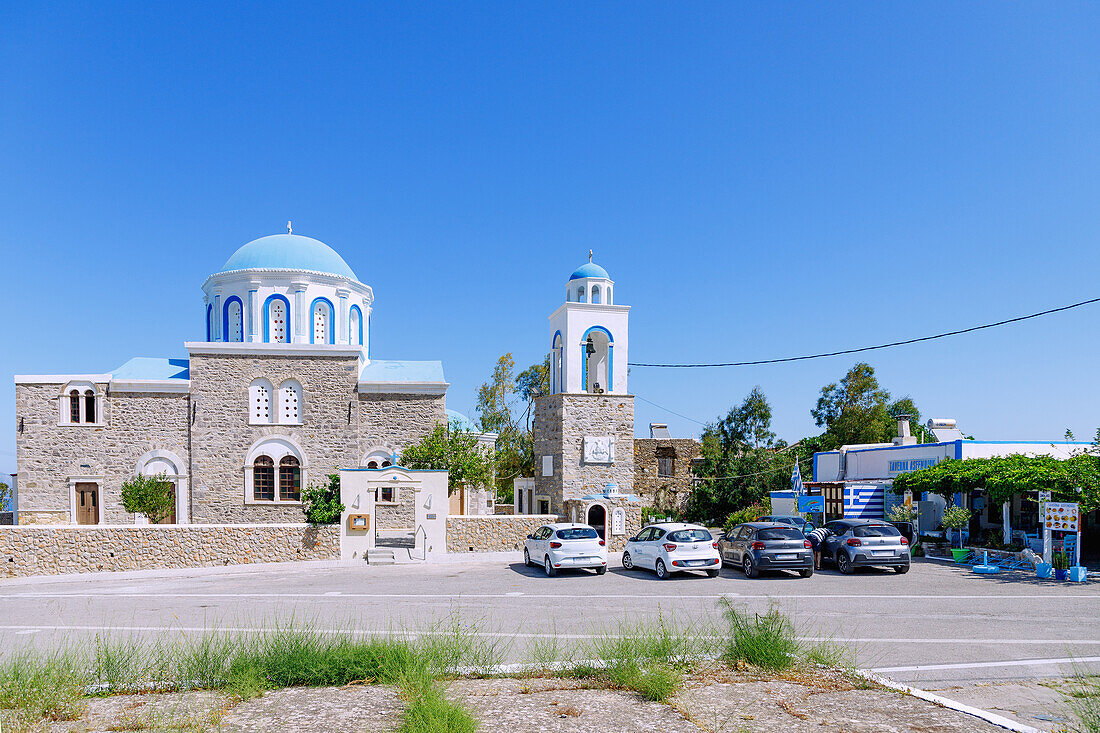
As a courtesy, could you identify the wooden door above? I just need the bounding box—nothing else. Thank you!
[449,485,465,516]
[156,482,176,524]
[823,485,844,522]
[75,483,99,525]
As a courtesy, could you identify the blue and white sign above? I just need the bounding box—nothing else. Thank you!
[887,458,938,476]
[798,496,824,513]
[844,484,885,519]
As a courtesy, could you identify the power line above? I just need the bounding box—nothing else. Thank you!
[628,296,1100,368]
[634,394,710,427]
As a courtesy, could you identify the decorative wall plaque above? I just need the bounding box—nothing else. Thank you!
[611,507,626,536]
[583,436,615,464]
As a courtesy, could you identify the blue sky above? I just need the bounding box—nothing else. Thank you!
[3,2,1099,478]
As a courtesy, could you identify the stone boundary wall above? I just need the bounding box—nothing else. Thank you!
[0,524,339,579]
[446,514,559,553]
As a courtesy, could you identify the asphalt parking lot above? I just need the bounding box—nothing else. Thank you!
[2,556,1097,690]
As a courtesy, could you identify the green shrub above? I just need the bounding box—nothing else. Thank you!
[301,474,345,525]
[724,503,769,531]
[721,606,800,672]
[120,472,175,524]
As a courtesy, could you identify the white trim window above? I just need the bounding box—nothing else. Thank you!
[59,381,103,426]
[249,378,274,424]
[269,299,288,343]
[313,301,329,343]
[278,379,302,424]
[245,436,307,505]
[227,299,243,342]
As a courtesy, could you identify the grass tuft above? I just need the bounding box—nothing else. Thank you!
[720,604,800,672]
[1063,668,1100,733]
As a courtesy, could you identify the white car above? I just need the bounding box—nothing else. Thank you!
[524,523,608,576]
[622,522,721,579]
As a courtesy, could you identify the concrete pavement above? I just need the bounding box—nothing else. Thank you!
[2,556,1097,695]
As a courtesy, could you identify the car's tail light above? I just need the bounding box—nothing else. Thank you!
[598,540,606,546]
[751,541,766,550]
[712,541,719,549]
[847,538,862,547]
[900,537,909,545]
[803,540,812,549]
[550,541,562,549]
[663,543,677,552]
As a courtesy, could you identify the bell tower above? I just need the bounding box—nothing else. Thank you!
[533,254,637,545]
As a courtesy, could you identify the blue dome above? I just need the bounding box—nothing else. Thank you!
[446,409,478,433]
[220,234,359,280]
[569,262,610,280]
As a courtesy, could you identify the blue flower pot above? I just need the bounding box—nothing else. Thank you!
[1069,567,1088,583]
[1055,568,1068,581]
[1036,563,1052,579]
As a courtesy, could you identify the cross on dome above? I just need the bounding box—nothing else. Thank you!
[287,220,293,234]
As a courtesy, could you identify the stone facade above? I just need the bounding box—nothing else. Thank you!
[633,438,702,513]
[562,497,643,552]
[0,524,338,578]
[189,351,361,523]
[15,382,190,524]
[446,514,558,553]
[15,354,446,526]
[532,393,635,514]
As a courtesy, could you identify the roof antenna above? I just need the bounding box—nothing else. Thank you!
[588,249,593,263]
[287,220,293,235]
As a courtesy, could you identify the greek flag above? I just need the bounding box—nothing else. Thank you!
[791,461,804,496]
[844,485,885,519]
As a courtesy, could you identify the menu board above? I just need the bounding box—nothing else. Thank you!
[1044,502,1079,532]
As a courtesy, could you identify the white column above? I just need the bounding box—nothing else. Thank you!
[337,288,350,345]
[213,290,223,342]
[1002,501,1011,546]
[292,283,307,344]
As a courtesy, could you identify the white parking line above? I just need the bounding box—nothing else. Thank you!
[4,591,1098,600]
[872,655,1100,674]
[0,624,1097,646]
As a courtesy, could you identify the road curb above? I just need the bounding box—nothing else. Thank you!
[856,670,1040,733]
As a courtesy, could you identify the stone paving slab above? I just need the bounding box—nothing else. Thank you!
[29,673,1049,732]
[928,679,1074,732]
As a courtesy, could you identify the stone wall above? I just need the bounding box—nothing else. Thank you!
[357,393,446,459]
[189,351,362,523]
[446,515,558,553]
[0,524,338,578]
[533,393,635,513]
[633,438,702,513]
[374,486,415,529]
[15,383,190,524]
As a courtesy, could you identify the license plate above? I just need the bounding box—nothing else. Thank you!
[777,554,798,561]
[687,559,709,566]
[872,550,893,556]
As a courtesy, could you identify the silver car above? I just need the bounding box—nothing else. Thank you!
[718,522,814,578]
[821,519,911,574]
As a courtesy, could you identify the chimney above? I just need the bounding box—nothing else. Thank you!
[892,415,917,446]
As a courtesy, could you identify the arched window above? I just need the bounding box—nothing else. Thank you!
[605,286,612,304]
[265,296,289,343]
[249,379,273,424]
[206,304,214,341]
[349,305,363,346]
[367,460,378,469]
[311,298,334,344]
[279,456,301,501]
[224,297,243,342]
[582,327,612,394]
[551,332,563,395]
[278,380,302,424]
[69,390,81,423]
[252,456,275,501]
[591,285,601,304]
[577,286,586,303]
[84,390,96,423]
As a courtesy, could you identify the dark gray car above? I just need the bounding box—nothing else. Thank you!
[820,519,911,574]
[717,522,814,578]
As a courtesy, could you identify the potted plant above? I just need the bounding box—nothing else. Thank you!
[1052,550,1070,581]
[941,504,972,561]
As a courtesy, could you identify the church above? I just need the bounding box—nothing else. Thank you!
[14,230,457,526]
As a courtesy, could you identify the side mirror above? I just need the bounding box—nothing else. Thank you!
[627,537,636,542]
[526,534,533,539]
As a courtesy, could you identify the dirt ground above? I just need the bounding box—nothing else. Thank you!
[32,669,1026,732]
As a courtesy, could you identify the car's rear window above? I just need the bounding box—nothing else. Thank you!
[667,529,711,543]
[756,527,805,541]
[853,525,901,538]
[556,527,598,540]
